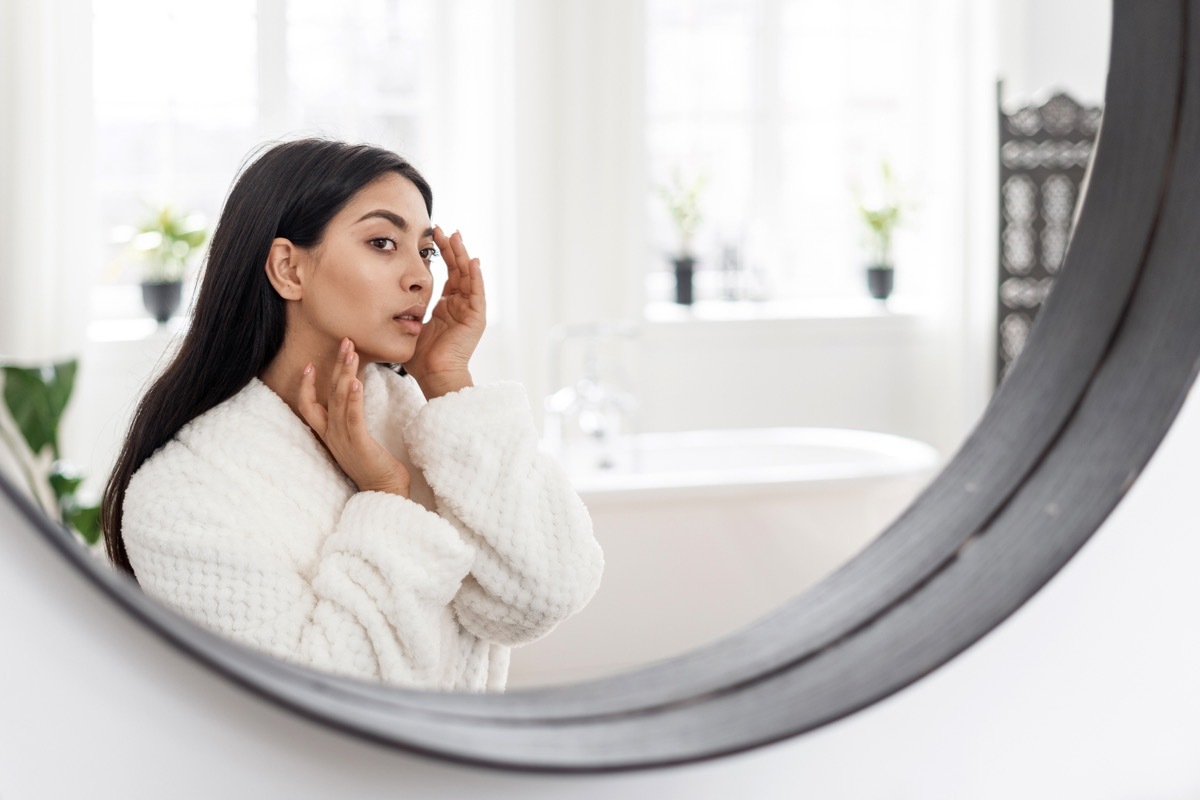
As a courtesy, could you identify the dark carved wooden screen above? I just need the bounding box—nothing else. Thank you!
[997,90,1103,383]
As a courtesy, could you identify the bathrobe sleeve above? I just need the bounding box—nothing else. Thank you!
[404,382,604,646]
[123,453,480,690]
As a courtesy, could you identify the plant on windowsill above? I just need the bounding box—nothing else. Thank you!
[132,205,207,324]
[656,170,707,306]
[855,160,905,303]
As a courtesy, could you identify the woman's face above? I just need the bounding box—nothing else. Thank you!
[294,172,436,364]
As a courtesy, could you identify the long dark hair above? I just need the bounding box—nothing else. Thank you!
[102,138,433,577]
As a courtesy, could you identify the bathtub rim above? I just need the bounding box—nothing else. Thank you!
[2,0,1197,775]
[565,425,941,501]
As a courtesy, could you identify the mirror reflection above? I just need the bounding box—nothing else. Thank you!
[0,0,1110,690]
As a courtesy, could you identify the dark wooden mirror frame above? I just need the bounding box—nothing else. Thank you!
[1,0,1196,773]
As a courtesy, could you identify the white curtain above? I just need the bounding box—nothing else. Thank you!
[0,0,95,362]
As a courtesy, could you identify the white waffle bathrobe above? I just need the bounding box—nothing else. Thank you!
[123,365,603,691]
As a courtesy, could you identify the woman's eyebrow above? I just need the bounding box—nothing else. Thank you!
[355,209,409,230]
[354,210,436,239]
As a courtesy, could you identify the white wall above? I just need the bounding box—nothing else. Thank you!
[635,311,932,438]
[996,0,1112,106]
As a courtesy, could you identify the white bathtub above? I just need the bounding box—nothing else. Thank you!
[506,428,940,689]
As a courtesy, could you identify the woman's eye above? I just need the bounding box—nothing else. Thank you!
[420,247,440,262]
[369,237,397,251]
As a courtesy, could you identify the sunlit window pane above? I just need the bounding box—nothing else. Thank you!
[647,0,933,305]
[92,0,257,284]
[647,0,753,118]
[91,0,438,289]
[287,0,434,151]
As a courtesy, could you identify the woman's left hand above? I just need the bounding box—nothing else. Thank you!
[405,227,486,399]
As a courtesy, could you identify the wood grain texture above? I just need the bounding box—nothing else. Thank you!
[0,0,1194,773]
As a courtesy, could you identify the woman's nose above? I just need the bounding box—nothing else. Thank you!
[402,256,430,293]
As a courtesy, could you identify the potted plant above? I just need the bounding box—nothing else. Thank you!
[132,205,207,324]
[855,161,904,302]
[0,359,101,546]
[656,170,707,305]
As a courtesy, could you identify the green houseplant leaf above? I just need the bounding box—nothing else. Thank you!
[1,359,100,546]
[1,361,77,459]
[135,205,208,283]
[62,497,102,545]
[49,466,85,499]
[655,170,707,258]
[854,160,907,268]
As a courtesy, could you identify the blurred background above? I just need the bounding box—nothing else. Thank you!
[0,0,1109,453]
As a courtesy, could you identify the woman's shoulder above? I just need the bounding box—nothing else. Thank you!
[122,394,256,555]
[124,377,349,551]
[128,378,324,504]
[150,378,302,458]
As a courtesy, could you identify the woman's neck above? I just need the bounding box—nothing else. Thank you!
[259,331,368,420]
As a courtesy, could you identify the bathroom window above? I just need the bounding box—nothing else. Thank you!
[285,0,437,153]
[92,0,259,292]
[90,0,456,316]
[645,0,938,305]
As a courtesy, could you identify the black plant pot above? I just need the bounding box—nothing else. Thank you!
[141,280,183,324]
[672,257,696,306]
[866,265,894,301]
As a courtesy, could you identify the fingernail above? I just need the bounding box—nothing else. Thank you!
[345,351,354,365]
[340,338,350,353]
[352,380,362,392]
[303,363,313,375]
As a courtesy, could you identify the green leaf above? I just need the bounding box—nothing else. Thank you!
[655,170,708,255]
[3,366,56,456]
[1,360,77,459]
[180,228,207,249]
[49,469,85,502]
[45,360,77,430]
[63,500,102,546]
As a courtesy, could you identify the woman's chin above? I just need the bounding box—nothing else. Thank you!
[359,345,416,366]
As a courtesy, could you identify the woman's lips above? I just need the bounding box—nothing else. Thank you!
[393,315,423,336]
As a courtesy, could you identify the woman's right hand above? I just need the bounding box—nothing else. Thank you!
[298,338,411,497]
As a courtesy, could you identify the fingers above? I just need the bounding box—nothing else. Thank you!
[343,369,366,438]
[434,226,459,295]
[448,230,472,295]
[296,339,409,496]
[433,227,480,298]
[326,338,361,433]
[467,258,485,313]
[297,362,328,434]
[317,340,372,461]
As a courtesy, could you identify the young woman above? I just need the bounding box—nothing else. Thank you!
[101,139,603,692]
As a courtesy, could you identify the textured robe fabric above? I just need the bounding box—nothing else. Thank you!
[122,365,603,691]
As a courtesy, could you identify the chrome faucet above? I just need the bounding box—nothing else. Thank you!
[544,321,639,472]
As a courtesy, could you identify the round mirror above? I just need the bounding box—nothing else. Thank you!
[3,0,1191,774]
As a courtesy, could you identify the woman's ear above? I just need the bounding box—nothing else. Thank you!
[264,238,303,300]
